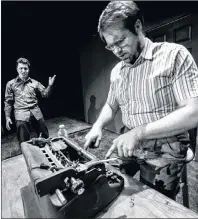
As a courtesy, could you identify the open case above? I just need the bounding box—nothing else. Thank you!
[21,136,124,218]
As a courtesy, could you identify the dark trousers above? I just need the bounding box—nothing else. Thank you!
[16,116,49,144]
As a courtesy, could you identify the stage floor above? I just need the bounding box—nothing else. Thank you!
[2,117,198,217]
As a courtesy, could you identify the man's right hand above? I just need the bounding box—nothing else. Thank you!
[84,125,102,150]
[6,117,12,131]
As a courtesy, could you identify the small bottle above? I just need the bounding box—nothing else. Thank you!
[58,124,68,138]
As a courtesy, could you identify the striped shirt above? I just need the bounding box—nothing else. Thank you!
[107,37,198,159]
[107,37,198,129]
[4,76,52,121]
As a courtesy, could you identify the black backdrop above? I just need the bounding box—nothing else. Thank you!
[1,1,107,134]
[2,1,197,134]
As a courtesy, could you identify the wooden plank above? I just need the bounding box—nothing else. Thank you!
[100,187,198,218]
[99,165,198,218]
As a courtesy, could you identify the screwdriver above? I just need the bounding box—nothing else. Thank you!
[99,157,119,163]
[76,157,119,172]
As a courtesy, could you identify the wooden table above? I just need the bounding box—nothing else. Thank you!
[22,123,198,218]
[96,164,198,218]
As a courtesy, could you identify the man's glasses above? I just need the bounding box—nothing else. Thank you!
[105,36,126,51]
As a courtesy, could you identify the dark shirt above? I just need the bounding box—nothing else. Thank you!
[4,76,52,121]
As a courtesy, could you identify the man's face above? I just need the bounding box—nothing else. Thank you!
[102,22,141,63]
[17,63,29,80]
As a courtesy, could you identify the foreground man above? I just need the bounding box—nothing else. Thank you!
[84,1,198,198]
[4,57,56,144]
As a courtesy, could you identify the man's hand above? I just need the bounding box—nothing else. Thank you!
[105,127,141,159]
[6,117,12,131]
[84,125,102,150]
[48,75,56,86]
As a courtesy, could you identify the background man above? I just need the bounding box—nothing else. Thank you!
[84,1,198,199]
[4,57,56,144]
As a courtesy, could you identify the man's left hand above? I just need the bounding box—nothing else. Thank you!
[105,127,142,159]
[48,75,56,86]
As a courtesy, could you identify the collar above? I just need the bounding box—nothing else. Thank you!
[15,76,32,83]
[122,37,154,68]
[139,37,154,60]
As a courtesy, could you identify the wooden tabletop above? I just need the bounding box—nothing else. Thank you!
[97,164,198,218]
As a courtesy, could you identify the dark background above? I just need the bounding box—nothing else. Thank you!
[2,1,197,134]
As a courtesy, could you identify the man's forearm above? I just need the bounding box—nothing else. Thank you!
[43,85,53,98]
[5,111,11,118]
[4,104,12,118]
[139,104,198,140]
[93,103,117,129]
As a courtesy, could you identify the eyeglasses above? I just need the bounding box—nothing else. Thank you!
[105,36,126,51]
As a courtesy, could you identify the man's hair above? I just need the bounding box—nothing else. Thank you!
[16,57,30,67]
[98,1,144,41]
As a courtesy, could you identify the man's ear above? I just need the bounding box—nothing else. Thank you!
[134,19,143,34]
